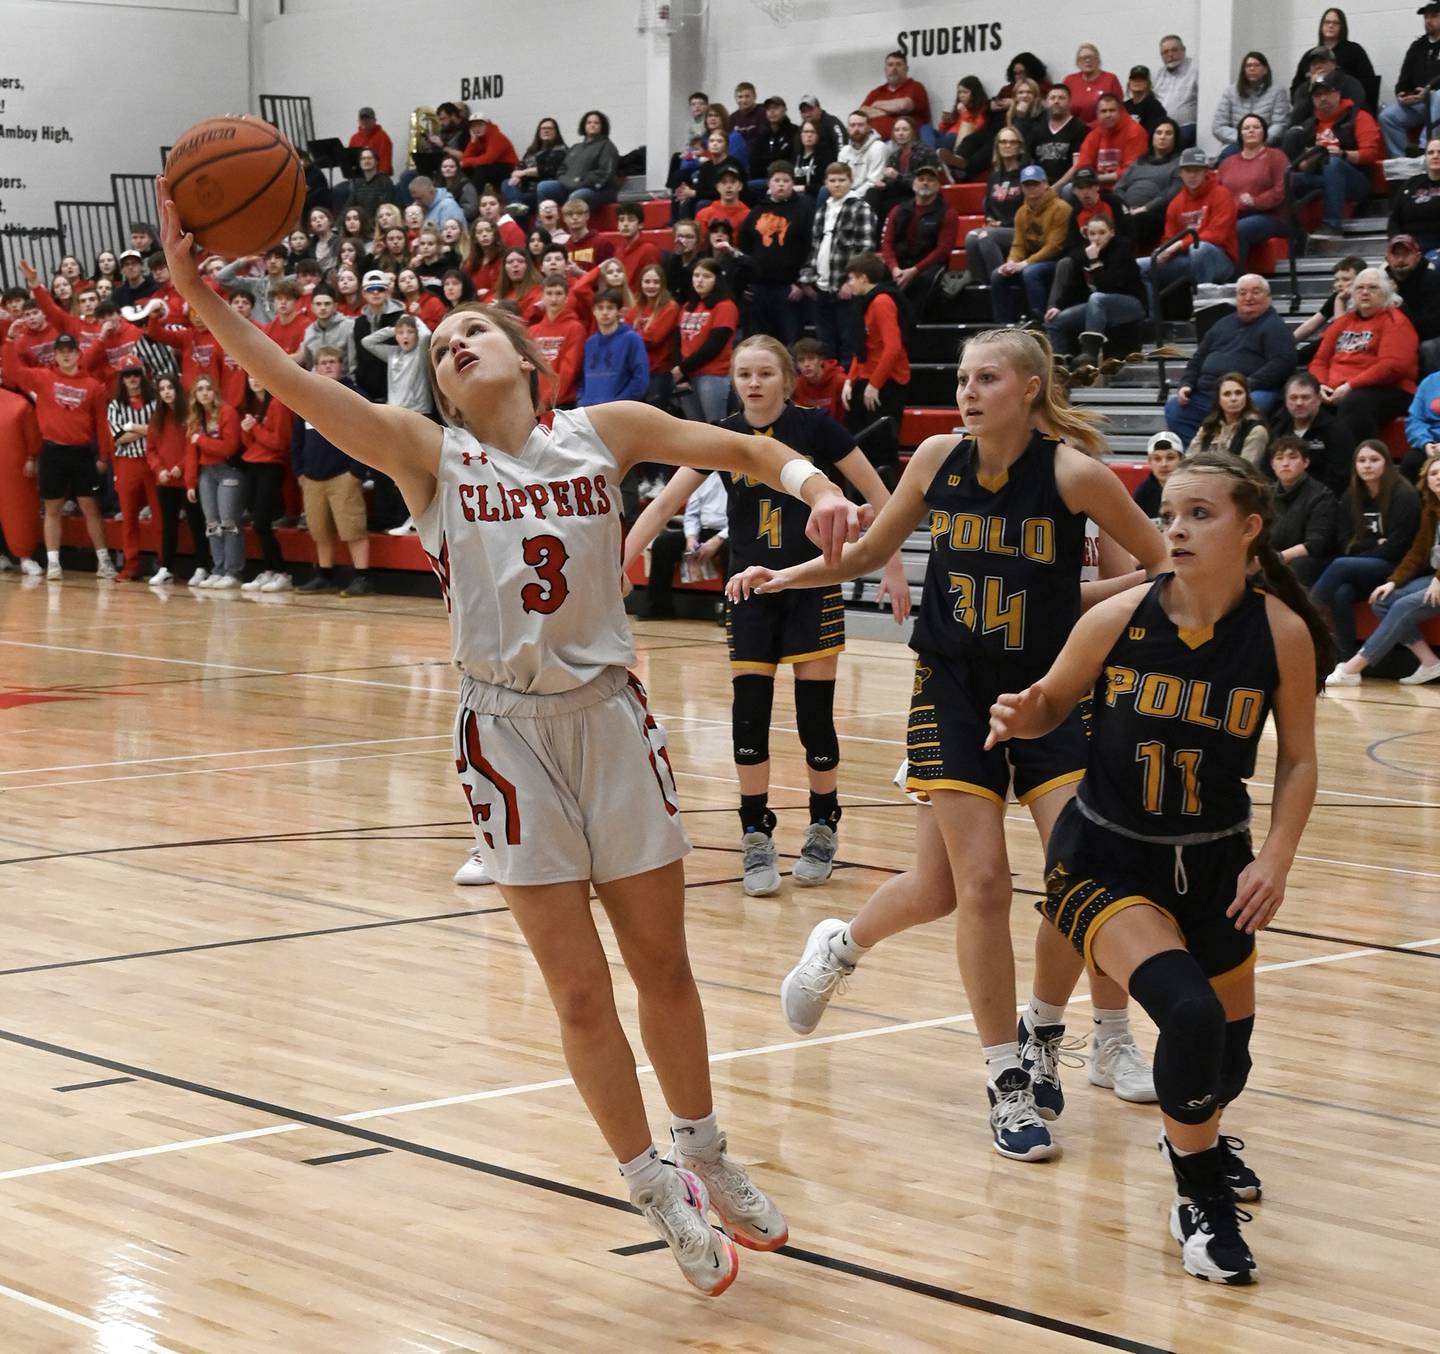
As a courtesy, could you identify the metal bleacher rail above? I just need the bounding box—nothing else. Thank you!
[0,97,314,290]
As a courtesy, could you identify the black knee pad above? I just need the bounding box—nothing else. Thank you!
[1219,1014,1254,1106]
[1129,949,1227,1125]
[793,678,839,772]
[731,674,774,766]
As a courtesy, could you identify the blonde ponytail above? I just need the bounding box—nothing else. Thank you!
[959,327,1107,457]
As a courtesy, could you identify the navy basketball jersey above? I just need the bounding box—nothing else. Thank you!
[719,403,855,569]
[911,431,1085,677]
[1079,577,1279,842]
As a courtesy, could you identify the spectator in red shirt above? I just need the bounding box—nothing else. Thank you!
[0,381,42,573]
[841,252,911,476]
[467,220,506,300]
[1,329,113,578]
[859,50,932,141]
[147,306,230,389]
[695,168,751,236]
[460,112,519,192]
[791,336,847,421]
[264,281,310,361]
[238,374,295,591]
[5,300,59,369]
[495,248,545,321]
[529,276,588,407]
[627,263,681,405]
[349,106,394,176]
[1063,44,1124,127]
[614,202,662,284]
[1063,93,1148,192]
[81,304,147,377]
[185,374,245,587]
[561,198,616,274]
[1287,74,1383,235]
[672,258,738,422]
[476,191,527,249]
[879,164,958,317]
[1143,148,1238,291]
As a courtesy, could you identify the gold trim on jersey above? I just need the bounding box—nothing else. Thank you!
[976,467,1009,492]
[903,776,1006,805]
[1177,622,1215,650]
[1016,769,1085,806]
[1209,949,1258,991]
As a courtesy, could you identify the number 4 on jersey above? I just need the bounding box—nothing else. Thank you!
[948,572,1025,648]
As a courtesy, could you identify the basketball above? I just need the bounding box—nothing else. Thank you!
[164,115,304,258]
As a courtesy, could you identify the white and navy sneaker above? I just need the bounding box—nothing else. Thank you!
[741,831,781,896]
[1166,1141,1257,1285]
[668,1132,787,1251]
[453,848,492,886]
[790,823,837,886]
[1158,1128,1261,1201]
[1018,1017,1065,1120]
[631,1165,739,1297]
[1089,1032,1158,1103]
[779,918,852,1034]
[987,1067,1058,1161]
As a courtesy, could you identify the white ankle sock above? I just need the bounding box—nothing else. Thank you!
[1024,997,1067,1031]
[46,550,59,565]
[671,1111,719,1155]
[618,1144,667,1195]
[983,1041,1022,1080]
[1092,1006,1131,1041]
[829,926,868,966]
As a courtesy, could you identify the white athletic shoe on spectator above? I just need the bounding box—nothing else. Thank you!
[780,917,853,1034]
[1399,660,1440,685]
[241,572,273,592]
[387,517,417,535]
[20,558,43,577]
[631,1165,739,1297]
[453,848,493,885]
[95,552,118,580]
[46,560,63,581]
[209,574,239,590]
[148,566,173,586]
[1327,664,1361,686]
[187,567,209,588]
[259,573,294,593]
[1088,1032,1158,1102]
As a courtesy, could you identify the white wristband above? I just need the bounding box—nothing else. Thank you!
[780,459,825,499]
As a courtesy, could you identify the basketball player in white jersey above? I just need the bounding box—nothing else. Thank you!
[158,171,862,1296]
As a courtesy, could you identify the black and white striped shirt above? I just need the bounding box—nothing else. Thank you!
[106,398,157,459]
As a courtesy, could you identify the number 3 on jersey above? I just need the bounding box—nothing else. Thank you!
[521,534,570,614]
[947,572,1025,648]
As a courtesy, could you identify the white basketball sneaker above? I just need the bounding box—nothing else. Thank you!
[453,848,492,885]
[780,918,852,1034]
[669,1132,787,1251]
[631,1165,739,1297]
[1089,1031,1158,1102]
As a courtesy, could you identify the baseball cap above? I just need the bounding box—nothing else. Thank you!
[1179,148,1210,168]
[1388,233,1422,252]
[1073,167,1098,186]
[118,249,142,264]
[1311,72,1342,93]
[1420,3,1440,13]
[716,165,742,180]
[54,333,78,350]
[468,110,489,123]
[1147,430,1184,453]
[1305,45,1336,64]
[118,358,144,374]
[1129,65,1151,81]
[913,164,941,180]
[361,269,390,290]
[1019,164,1048,184]
[798,93,820,109]
[358,106,376,119]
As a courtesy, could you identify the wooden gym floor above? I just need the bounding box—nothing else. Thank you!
[0,574,1436,1353]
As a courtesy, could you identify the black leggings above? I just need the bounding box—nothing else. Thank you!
[245,462,287,572]
[157,485,207,571]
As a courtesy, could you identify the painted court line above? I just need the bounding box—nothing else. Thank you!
[0,1277,176,1350]
[0,938,1433,1187]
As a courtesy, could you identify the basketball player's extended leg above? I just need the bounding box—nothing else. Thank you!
[498,878,653,1161]
[791,655,842,884]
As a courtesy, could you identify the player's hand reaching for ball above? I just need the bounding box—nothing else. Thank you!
[154,175,204,294]
[984,685,1044,749]
[802,487,861,566]
[726,566,792,602]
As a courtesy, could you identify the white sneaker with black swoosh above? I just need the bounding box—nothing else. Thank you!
[631,1165,739,1296]
[669,1132,788,1251]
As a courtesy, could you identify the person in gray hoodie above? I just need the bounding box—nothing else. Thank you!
[536,109,621,209]
[359,313,434,414]
[1113,119,1182,250]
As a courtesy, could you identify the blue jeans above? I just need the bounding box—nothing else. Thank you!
[198,463,245,578]
[988,262,1055,323]
[1141,241,1235,292]
[812,289,854,367]
[1047,292,1146,354]
[1292,157,1370,229]
[1380,92,1440,156]
[534,180,618,209]
[1235,212,1287,268]
[501,180,538,211]
[688,374,732,423]
[1313,555,1395,657]
[1360,575,1440,662]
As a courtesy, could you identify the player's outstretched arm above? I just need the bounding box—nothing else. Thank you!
[985,584,1144,748]
[621,467,705,572]
[1055,446,1169,576]
[834,447,913,623]
[588,401,859,564]
[155,176,441,511]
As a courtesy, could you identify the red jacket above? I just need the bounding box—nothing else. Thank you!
[614,236,662,286]
[4,318,60,371]
[460,124,519,170]
[146,409,189,484]
[349,124,394,175]
[1074,110,1149,182]
[1162,177,1239,261]
[467,255,503,301]
[794,360,847,421]
[404,294,448,329]
[695,200,750,235]
[565,229,615,271]
[529,311,588,405]
[1,341,108,447]
[0,387,42,556]
[1313,98,1382,166]
[1310,307,1419,393]
[82,319,147,378]
[849,291,911,388]
[677,298,738,378]
[186,403,242,486]
[240,397,294,466]
[34,287,103,355]
[265,312,310,358]
[146,315,228,388]
[625,300,680,374]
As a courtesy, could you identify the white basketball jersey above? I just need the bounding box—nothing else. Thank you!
[416,409,636,694]
[1081,518,1101,583]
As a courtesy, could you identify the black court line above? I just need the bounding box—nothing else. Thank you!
[1266,925,1440,958]
[0,1024,1174,1352]
[610,1239,667,1256]
[0,907,509,978]
[303,1147,390,1166]
[1246,1086,1440,1131]
[55,1076,135,1092]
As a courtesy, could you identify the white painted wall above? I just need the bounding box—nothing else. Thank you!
[0,0,249,240]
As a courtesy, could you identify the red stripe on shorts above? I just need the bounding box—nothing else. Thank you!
[462,711,523,845]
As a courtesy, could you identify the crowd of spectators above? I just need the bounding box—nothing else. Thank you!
[2,11,1439,675]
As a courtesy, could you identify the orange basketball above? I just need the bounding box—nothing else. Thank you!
[165,116,304,258]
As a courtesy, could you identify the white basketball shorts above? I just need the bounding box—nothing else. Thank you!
[452,665,691,886]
